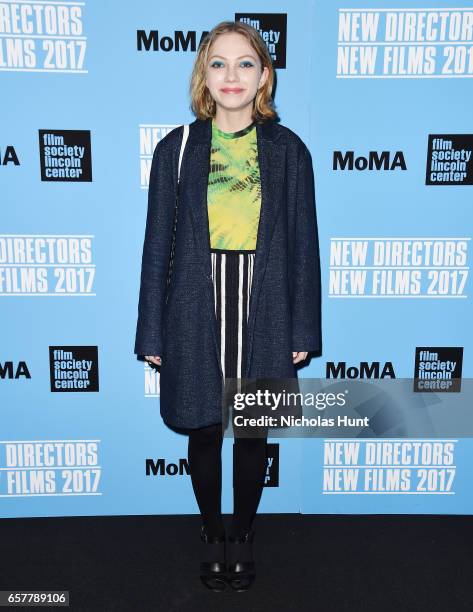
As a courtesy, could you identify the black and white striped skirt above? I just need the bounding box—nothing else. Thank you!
[210,248,256,381]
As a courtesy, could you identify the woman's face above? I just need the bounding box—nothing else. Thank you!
[205,32,269,116]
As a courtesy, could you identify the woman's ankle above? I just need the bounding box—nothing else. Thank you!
[202,521,225,540]
[228,522,252,540]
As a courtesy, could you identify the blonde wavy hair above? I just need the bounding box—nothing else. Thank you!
[189,21,277,123]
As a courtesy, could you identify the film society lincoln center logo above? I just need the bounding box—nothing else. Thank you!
[49,346,99,392]
[413,347,463,393]
[426,134,473,185]
[39,129,92,182]
[235,13,287,69]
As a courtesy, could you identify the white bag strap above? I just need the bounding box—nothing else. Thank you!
[177,124,189,183]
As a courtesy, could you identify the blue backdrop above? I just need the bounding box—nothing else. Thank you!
[1,0,472,517]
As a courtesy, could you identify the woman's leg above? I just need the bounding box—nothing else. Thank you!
[187,423,225,539]
[230,433,268,538]
[211,248,268,538]
[210,248,262,590]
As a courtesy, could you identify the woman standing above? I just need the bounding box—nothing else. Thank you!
[134,21,322,592]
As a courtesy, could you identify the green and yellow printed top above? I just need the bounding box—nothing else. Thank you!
[207,117,261,250]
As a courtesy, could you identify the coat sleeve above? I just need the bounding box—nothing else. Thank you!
[134,138,176,356]
[291,145,322,353]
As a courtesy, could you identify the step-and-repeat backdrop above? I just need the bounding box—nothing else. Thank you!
[1,1,472,517]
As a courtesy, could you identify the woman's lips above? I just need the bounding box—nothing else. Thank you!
[221,88,244,93]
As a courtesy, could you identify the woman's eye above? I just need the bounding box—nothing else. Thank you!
[210,60,254,68]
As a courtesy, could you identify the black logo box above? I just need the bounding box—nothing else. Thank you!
[235,13,287,69]
[425,134,473,185]
[232,442,279,487]
[413,346,463,393]
[49,346,99,392]
[38,129,92,182]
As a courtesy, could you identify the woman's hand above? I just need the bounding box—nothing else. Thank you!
[292,351,308,364]
[147,353,306,366]
[145,355,162,366]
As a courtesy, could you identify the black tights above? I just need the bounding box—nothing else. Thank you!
[187,423,268,539]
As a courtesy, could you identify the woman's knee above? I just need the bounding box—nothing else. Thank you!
[189,423,223,448]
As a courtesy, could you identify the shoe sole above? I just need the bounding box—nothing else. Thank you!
[200,576,227,592]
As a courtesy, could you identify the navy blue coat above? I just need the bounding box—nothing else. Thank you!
[134,117,322,429]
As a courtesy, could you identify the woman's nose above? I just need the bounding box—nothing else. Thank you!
[224,65,238,81]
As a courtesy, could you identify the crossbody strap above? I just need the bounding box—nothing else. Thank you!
[165,124,189,302]
[178,124,189,182]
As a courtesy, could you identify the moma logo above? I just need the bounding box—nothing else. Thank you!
[333,150,406,171]
[146,458,190,476]
[326,361,396,379]
[137,30,208,52]
[0,361,31,380]
[0,145,20,167]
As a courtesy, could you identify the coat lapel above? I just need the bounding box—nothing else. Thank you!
[183,117,286,378]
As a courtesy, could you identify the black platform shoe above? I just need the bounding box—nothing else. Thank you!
[227,530,256,591]
[199,526,226,592]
